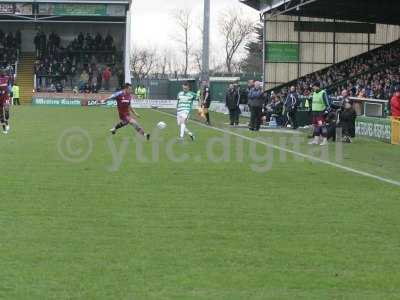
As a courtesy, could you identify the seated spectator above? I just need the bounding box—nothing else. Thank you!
[84,82,91,93]
[265,93,284,127]
[357,88,367,98]
[90,77,98,93]
[55,81,64,93]
[79,70,89,92]
[49,83,56,93]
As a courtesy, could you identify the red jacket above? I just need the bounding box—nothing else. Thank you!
[102,69,111,81]
[391,94,400,118]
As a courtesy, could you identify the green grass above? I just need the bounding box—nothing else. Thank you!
[0,106,399,299]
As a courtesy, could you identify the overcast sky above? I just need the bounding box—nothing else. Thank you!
[131,0,259,51]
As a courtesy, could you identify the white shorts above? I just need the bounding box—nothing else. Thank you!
[177,112,189,124]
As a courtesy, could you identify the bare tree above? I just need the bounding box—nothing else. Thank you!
[219,9,254,74]
[171,9,192,77]
[193,50,203,74]
[130,47,157,80]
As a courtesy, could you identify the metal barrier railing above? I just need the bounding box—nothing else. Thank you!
[349,97,389,118]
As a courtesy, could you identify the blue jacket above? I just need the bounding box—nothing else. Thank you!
[248,88,265,108]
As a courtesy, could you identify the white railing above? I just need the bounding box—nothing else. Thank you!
[349,97,389,118]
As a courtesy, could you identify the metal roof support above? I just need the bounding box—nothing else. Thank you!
[261,0,320,19]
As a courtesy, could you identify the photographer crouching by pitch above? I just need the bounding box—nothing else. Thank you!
[337,90,357,143]
[324,89,357,143]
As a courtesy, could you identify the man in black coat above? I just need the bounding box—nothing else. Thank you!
[225,84,241,126]
[240,80,254,105]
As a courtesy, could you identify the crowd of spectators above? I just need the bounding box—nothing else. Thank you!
[0,30,21,74]
[332,65,400,100]
[34,30,123,93]
[273,40,400,101]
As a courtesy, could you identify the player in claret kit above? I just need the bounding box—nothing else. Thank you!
[0,69,11,134]
[100,83,150,140]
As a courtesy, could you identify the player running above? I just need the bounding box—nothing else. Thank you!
[177,82,196,141]
[0,69,11,134]
[100,83,150,140]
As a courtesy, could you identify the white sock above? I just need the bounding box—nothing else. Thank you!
[180,124,186,138]
[184,127,192,136]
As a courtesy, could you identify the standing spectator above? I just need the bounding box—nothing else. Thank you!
[0,30,4,48]
[102,67,111,91]
[95,33,103,48]
[241,80,254,105]
[309,82,330,146]
[105,34,114,50]
[248,81,265,131]
[391,86,400,118]
[225,83,241,126]
[140,85,148,99]
[39,31,46,57]
[77,32,85,46]
[5,32,14,49]
[15,30,21,52]
[96,70,103,91]
[284,86,299,129]
[117,69,124,89]
[12,83,20,105]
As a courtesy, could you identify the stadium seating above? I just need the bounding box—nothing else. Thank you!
[0,30,20,78]
[34,32,123,93]
[272,39,400,101]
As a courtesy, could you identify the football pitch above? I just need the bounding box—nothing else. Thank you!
[1,106,400,299]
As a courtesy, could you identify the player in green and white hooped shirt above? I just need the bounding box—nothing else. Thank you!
[177,82,196,141]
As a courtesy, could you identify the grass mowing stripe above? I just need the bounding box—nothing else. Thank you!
[154,109,400,188]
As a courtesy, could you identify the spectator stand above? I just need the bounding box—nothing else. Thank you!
[269,39,400,101]
[0,30,20,85]
[0,1,132,103]
[34,31,124,94]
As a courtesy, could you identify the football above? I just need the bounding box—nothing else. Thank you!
[157,121,167,129]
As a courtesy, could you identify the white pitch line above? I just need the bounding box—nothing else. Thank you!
[155,109,400,187]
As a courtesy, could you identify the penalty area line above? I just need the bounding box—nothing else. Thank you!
[154,109,400,187]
